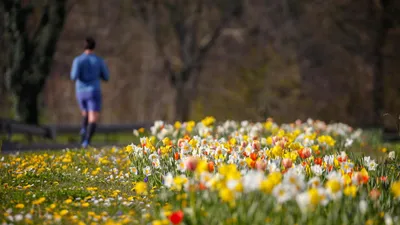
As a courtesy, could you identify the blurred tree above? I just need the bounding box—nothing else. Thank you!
[328,0,400,126]
[130,0,243,121]
[0,0,66,124]
[262,0,400,125]
[0,6,6,94]
[370,0,400,126]
[27,0,400,126]
[0,6,11,117]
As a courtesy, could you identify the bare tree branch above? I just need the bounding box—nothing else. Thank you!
[66,0,79,14]
[32,5,49,43]
[131,0,244,121]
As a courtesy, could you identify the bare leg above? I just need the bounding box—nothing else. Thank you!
[88,111,99,123]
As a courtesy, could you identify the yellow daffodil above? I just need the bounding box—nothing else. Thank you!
[344,185,357,198]
[391,181,400,198]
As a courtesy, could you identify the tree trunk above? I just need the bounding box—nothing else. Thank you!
[372,30,386,127]
[2,0,67,125]
[15,86,40,124]
[174,82,191,122]
[372,0,391,127]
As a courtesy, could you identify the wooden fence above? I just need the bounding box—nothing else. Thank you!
[0,118,55,140]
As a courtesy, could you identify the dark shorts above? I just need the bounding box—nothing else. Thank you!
[76,91,102,112]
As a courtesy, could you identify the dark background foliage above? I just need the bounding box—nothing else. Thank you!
[1,0,399,128]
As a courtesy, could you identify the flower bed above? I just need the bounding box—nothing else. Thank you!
[1,117,399,225]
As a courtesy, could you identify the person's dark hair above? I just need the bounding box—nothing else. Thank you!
[84,37,96,50]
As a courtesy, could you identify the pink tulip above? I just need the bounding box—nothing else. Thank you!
[282,158,293,168]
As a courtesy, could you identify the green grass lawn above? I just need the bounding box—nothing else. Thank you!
[1,132,142,145]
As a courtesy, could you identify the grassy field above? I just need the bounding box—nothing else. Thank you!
[1,132,139,145]
[1,118,400,225]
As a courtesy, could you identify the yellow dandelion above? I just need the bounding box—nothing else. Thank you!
[32,197,46,205]
[60,209,69,216]
[135,182,147,195]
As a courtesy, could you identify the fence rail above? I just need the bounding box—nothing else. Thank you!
[1,118,153,138]
[0,118,55,140]
[52,122,153,135]
[0,118,154,152]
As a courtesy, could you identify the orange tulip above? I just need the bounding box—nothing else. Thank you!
[208,161,215,172]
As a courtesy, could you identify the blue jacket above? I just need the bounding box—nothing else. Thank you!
[70,53,109,93]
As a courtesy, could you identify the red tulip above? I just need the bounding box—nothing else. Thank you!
[169,210,184,224]
[174,152,180,160]
[299,148,312,159]
[250,152,258,161]
[314,157,322,165]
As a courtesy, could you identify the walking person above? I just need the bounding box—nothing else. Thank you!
[70,37,109,148]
